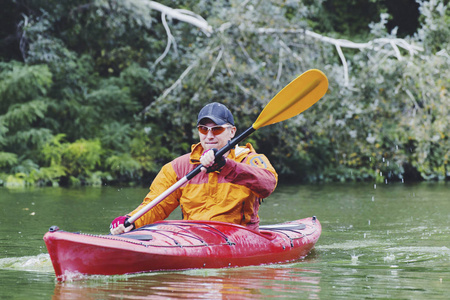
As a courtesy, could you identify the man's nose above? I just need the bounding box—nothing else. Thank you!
[206,130,215,138]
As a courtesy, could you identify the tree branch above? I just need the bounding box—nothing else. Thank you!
[136,0,213,36]
[153,12,177,67]
[253,27,424,86]
[142,2,423,94]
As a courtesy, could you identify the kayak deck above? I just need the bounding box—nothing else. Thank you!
[44,216,321,280]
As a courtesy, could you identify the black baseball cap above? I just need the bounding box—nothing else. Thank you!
[197,102,235,126]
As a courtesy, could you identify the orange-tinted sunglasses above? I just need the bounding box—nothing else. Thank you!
[197,125,232,136]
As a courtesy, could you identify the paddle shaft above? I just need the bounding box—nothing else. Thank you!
[125,127,256,227]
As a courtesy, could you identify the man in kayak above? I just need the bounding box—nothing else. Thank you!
[110,102,278,234]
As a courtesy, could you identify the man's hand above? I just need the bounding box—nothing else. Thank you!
[200,149,226,173]
[110,216,135,235]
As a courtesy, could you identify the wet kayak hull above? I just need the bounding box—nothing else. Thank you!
[44,217,321,280]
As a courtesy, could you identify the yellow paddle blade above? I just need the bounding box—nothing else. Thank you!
[253,69,328,130]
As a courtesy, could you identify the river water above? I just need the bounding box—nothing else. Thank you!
[0,182,449,299]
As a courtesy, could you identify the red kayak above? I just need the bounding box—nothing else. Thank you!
[44,216,321,281]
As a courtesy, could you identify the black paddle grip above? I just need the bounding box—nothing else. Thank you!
[185,126,256,180]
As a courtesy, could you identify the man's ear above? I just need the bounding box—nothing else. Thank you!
[230,126,237,138]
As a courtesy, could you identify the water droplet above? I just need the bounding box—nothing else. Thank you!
[384,254,395,262]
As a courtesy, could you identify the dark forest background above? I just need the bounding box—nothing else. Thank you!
[0,0,448,187]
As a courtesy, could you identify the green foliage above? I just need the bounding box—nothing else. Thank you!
[417,0,450,53]
[0,0,448,186]
[4,99,48,128]
[41,135,103,184]
[0,62,57,184]
[106,154,141,178]
[0,152,18,168]
[311,1,449,183]
[143,0,448,183]
[311,0,386,37]
[0,63,52,108]
[62,139,102,176]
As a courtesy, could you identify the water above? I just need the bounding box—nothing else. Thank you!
[1,182,449,299]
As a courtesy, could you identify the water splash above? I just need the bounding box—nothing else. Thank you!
[351,254,361,265]
[0,254,53,273]
[383,254,396,263]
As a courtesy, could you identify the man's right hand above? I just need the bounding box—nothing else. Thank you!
[110,216,135,235]
[200,148,226,173]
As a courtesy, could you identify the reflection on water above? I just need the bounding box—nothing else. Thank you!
[52,265,321,299]
[0,252,322,299]
[1,182,449,299]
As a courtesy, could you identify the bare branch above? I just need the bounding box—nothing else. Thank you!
[207,47,223,79]
[278,40,304,65]
[143,60,198,113]
[275,47,283,85]
[18,14,29,60]
[252,27,424,86]
[135,0,213,36]
[141,3,424,94]
[237,40,264,84]
[153,12,177,67]
[334,43,349,85]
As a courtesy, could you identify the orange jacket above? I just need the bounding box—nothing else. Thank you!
[129,143,278,230]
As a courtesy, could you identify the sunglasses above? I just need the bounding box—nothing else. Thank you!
[197,125,232,136]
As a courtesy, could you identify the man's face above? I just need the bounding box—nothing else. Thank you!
[198,120,236,151]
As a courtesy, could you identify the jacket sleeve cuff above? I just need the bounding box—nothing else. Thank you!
[220,158,236,176]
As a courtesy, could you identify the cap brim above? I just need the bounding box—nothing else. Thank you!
[197,116,228,125]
